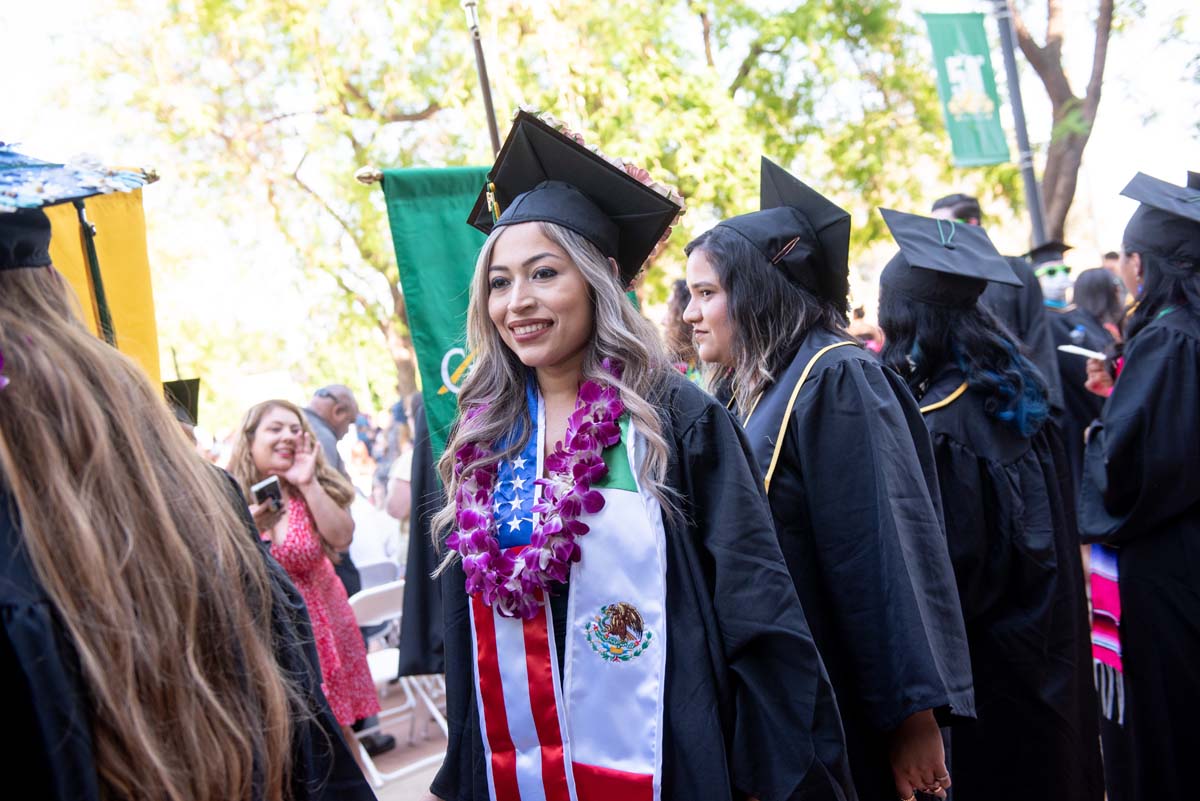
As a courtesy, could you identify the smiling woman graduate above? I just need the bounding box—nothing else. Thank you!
[683,161,974,801]
[425,112,853,801]
[1077,172,1200,800]
[876,209,1103,801]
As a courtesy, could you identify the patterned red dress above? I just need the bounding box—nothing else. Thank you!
[264,495,380,726]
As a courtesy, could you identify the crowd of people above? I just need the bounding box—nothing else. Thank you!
[1,114,1197,801]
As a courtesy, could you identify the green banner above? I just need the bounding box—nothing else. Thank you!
[923,13,1009,167]
[383,166,488,461]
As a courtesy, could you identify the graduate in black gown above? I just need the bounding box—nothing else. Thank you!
[430,113,852,801]
[876,209,1103,801]
[0,162,371,800]
[1046,269,1122,489]
[1077,172,1200,800]
[684,160,974,801]
[931,193,1063,413]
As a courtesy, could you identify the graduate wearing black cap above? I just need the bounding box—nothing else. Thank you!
[1076,173,1200,800]
[0,152,374,800]
[684,160,974,801]
[931,194,1064,416]
[433,113,853,801]
[877,209,1103,801]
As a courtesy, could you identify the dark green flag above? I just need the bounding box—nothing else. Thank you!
[923,13,1010,167]
[383,166,488,461]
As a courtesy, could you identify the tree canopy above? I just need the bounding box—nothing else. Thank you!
[83,0,1024,426]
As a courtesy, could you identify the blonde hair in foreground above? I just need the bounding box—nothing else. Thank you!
[0,267,297,801]
[433,221,676,555]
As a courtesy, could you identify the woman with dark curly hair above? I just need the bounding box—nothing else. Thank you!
[877,208,1102,801]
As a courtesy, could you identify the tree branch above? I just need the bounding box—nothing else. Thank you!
[693,3,715,68]
[1046,0,1064,49]
[342,80,441,123]
[729,40,764,95]
[1083,0,1115,117]
[1008,0,1074,106]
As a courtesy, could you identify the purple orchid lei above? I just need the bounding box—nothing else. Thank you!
[446,360,625,619]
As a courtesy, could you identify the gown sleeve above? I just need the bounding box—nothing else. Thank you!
[791,359,974,731]
[430,557,484,801]
[678,400,853,801]
[1078,324,1200,543]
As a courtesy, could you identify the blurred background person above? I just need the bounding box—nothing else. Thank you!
[662,277,703,383]
[228,400,379,771]
[0,196,371,799]
[1049,268,1124,489]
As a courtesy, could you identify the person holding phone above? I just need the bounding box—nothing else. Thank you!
[228,400,378,769]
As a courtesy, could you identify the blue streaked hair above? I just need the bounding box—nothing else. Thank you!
[879,288,1049,438]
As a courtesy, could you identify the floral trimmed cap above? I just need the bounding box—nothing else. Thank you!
[0,145,152,270]
[467,109,683,286]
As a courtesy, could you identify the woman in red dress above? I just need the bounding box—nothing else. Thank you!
[230,400,380,766]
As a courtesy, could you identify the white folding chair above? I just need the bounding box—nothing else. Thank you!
[347,579,445,788]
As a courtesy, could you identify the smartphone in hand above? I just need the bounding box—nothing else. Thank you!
[251,476,283,510]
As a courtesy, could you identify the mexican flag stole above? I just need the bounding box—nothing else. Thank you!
[467,391,668,801]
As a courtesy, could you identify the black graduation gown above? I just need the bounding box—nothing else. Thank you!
[1046,305,1115,491]
[918,368,1102,801]
[0,476,374,801]
[1078,306,1200,800]
[398,393,446,676]
[431,375,855,801]
[739,329,974,801]
[980,256,1064,412]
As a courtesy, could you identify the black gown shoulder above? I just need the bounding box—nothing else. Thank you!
[432,369,854,801]
[0,471,374,801]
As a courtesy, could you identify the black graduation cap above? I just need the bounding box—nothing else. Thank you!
[0,208,52,270]
[1120,172,1200,265]
[880,208,1021,308]
[1022,240,1073,266]
[1188,171,1200,190]
[716,157,851,305]
[163,378,200,427]
[467,111,682,286]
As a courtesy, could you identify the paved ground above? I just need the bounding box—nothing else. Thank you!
[362,679,447,801]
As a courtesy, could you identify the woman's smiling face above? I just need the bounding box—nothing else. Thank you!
[250,405,302,477]
[487,222,594,373]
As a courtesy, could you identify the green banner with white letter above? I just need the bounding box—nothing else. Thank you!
[383,166,488,461]
[923,12,1010,167]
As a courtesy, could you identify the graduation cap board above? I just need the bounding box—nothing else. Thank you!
[468,110,682,286]
[1022,240,1073,267]
[716,157,852,305]
[0,146,152,352]
[880,207,1021,308]
[1120,172,1200,265]
[164,378,200,426]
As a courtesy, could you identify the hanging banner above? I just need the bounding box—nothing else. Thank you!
[383,166,488,461]
[45,189,161,385]
[923,13,1010,167]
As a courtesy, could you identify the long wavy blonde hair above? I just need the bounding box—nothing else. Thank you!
[226,400,355,560]
[0,266,298,800]
[433,221,676,550]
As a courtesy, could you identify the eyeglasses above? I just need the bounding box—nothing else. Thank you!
[1035,264,1071,278]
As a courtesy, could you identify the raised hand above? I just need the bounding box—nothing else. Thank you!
[283,431,318,488]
